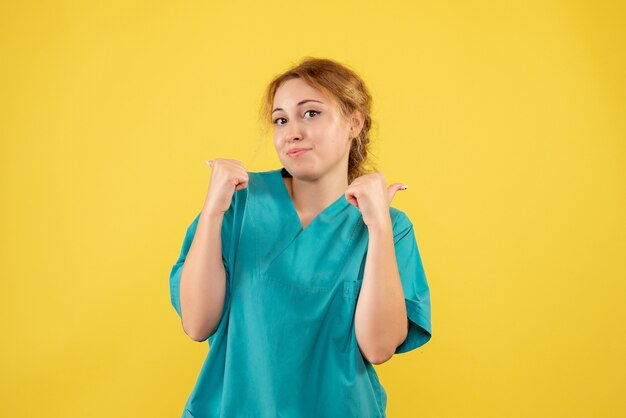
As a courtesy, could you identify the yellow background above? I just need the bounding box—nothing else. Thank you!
[1,1,624,417]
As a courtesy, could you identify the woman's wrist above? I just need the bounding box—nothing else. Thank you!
[200,205,226,222]
[366,213,393,236]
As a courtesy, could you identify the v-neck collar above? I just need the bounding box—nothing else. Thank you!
[273,168,349,232]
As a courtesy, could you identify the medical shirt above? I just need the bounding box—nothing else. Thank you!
[169,167,432,418]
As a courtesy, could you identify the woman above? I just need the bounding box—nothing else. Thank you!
[169,57,432,418]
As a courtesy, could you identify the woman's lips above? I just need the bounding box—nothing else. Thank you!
[287,149,310,158]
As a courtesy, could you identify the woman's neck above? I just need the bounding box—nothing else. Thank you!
[284,166,348,219]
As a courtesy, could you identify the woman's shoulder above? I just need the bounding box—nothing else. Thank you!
[389,206,410,222]
[235,168,283,199]
[389,206,414,236]
[244,167,283,183]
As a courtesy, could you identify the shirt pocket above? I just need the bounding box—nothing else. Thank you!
[255,273,363,355]
[332,279,363,353]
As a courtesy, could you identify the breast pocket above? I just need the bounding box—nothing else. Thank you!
[331,279,363,353]
[255,273,363,355]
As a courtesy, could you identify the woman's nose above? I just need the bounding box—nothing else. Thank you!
[285,120,302,142]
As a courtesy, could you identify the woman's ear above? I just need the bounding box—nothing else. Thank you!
[350,110,365,138]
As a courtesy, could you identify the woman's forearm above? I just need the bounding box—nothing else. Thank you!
[179,209,227,342]
[355,216,408,364]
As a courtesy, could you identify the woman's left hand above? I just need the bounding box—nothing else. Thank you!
[345,172,407,229]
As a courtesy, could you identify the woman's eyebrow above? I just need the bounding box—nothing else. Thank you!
[272,99,324,114]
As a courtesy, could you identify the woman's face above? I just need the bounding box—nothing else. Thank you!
[272,77,356,182]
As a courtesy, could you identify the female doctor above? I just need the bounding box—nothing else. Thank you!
[170,57,432,418]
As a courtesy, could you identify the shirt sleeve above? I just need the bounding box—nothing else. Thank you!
[168,201,235,320]
[392,210,432,354]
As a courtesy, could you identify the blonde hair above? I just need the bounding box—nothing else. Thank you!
[258,57,377,184]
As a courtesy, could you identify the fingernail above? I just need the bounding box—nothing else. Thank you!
[205,160,212,167]
[400,184,408,190]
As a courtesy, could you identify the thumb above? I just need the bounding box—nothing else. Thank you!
[387,183,408,205]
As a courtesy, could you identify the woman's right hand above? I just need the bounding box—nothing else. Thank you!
[203,158,249,215]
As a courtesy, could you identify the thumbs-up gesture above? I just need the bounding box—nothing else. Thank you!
[345,172,408,229]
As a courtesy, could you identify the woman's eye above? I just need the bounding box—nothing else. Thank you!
[273,110,320,125]
[273,117,286,125]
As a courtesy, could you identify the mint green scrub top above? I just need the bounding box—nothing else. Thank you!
[169,168,432,418]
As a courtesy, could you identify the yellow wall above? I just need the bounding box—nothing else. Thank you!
[1,1,624,417]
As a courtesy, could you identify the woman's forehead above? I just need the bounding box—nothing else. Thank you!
[273,78,333,105]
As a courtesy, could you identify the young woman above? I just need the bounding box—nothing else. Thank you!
[169,57,432,418]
